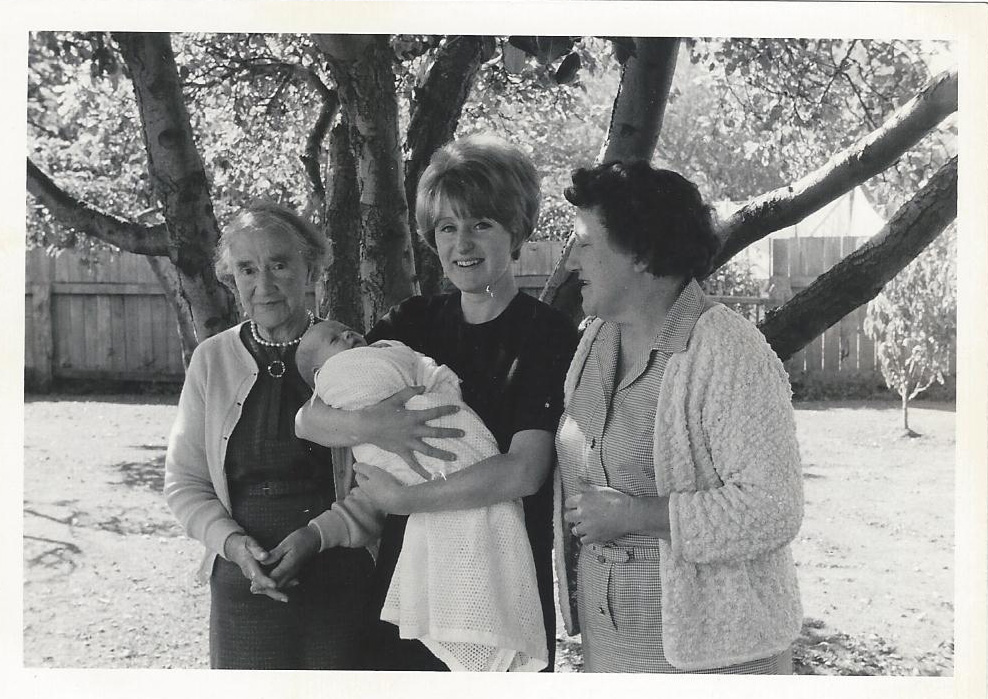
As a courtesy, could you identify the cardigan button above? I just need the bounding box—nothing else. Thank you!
[590,437,596,449]
[598,606,606,615]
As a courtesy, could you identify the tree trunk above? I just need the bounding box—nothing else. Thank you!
[404,36,493,296]
[145,255,198,365]
[113,32,237,342]
[710,70,958,273]
[542,37,680,312]
[902,390,910,432]
[27,158,169,256]
[758,156,957,361]
[321,120,364,332]
[315,34,418,330]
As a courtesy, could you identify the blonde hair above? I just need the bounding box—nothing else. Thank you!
[415,134,541,259]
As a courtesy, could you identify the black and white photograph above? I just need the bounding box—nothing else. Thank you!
[5,1,986,697]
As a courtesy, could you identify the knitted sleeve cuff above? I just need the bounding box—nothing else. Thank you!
[307,509,350,551]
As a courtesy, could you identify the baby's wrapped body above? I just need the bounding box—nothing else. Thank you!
[314,340,547,672]
[315,340,496,485]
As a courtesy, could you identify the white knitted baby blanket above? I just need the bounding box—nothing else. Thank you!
[314,341,547,672]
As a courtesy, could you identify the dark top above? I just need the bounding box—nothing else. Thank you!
[225,322,334,487]
[365,291,578,668]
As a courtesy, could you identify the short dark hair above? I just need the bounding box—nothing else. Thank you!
[563,161,719,279]
[415,134,541,260]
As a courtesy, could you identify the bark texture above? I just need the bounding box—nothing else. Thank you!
[404,36,493,296]
[711,70,958,273]
[315,34,417,329]
[114,31,236,341]
[145,255,199,366]
[597,37,680,163]
[758,156,957,362]
[321,121,364,332]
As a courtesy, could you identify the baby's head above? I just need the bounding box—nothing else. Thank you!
[296,320,367,388]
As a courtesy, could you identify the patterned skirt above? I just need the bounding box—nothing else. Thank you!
[577,542,792,674]
[209,487,374,669]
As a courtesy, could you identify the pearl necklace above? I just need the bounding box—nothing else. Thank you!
[250,310,315,378]
[250,310,315,348]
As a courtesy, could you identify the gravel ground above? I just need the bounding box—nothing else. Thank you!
[22,395,956,676]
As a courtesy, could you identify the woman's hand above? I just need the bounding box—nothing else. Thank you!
[364,387,464,472]
[564,486,672,544]
[224,533,288,603]
[296,386,464,473]
[564,486,637,545]
[353,462,409,514]
[265,525,321,592]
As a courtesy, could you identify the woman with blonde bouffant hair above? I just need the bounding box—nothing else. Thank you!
[296,135,579,671]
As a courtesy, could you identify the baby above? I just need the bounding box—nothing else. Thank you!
[295,320,500,485]
[295,321,547,672]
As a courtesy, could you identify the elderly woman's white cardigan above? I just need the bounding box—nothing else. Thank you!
[553,305,804,671]
[164,322,358,583]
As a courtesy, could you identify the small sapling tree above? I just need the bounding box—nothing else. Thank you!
[863,229,956,435]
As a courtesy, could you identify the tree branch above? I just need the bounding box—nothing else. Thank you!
[711,69,957,273]
[300,87,340,203]
[26,157,169,256]
[599,37,680,163]
[542,37,679,313]
[758,156,956,361]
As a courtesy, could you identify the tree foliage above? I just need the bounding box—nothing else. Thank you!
[26,31,957,369]
[863,227,956,432]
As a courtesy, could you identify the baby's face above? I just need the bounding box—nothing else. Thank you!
[316,321,367,361]
[297,321,367,387]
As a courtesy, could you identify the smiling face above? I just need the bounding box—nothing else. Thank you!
[565,206,641,320]
[433,201,516,297]
[228,227,314,342]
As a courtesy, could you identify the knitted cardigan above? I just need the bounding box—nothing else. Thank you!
[164,322,357,583]
[553,305,804,670]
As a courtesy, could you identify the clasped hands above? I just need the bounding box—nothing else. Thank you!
[563,484,637,545]
[225,526,320,603]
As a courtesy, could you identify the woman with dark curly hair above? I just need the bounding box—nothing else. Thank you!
[555,160,803,673]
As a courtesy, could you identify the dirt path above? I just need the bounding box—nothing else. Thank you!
[22,395,955,672]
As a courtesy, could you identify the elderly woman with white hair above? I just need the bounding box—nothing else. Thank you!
[164,201,374,669]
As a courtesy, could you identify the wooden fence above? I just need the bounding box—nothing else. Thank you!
[771,236,878,379]
[25,247,187,389]
[25,236,897,389]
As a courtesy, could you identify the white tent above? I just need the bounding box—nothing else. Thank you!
[714,187,885,280]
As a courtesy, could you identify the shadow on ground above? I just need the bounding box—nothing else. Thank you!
[113,450,166,492]
[792,617,952,676]
[554,617,952,675]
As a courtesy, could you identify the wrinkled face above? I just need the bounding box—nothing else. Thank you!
[433,202,515,296]
[565,207,639,320]
[228,228,314,341]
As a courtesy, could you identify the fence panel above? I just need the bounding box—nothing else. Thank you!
[771,235,890,383]
[26,237,900,388]
[25,248,186,387]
